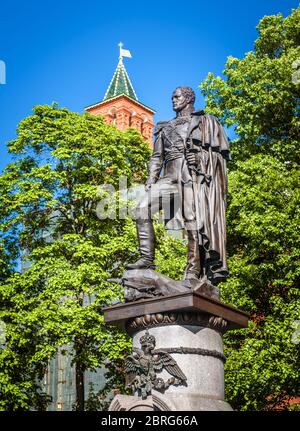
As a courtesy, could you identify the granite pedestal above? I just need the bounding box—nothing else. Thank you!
[103,292,249,411]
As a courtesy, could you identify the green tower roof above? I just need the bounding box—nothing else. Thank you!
[103,58,138,101]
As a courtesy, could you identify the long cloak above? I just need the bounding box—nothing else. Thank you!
[165,111,230,284]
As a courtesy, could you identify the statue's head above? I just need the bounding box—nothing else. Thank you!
[140,329,156,353]
[172,86,195,113]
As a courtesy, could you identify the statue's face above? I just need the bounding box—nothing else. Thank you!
[172,88,190,113]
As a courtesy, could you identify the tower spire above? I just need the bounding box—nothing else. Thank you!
[86,44,155,145]
[103,44,137,101]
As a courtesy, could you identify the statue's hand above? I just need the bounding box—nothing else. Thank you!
[186,152,197,166]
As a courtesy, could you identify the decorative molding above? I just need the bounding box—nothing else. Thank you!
[162,347,226,363]
[85,94,155,114]
[126,311,228,334]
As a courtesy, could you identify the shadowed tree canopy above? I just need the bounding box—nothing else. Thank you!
[201,8,300,167]
[200,7,300,410]
[0,104,152,410]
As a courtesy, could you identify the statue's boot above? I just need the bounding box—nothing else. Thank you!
[184,229,201,280]
[126,220,155,270]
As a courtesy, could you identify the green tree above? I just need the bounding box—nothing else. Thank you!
[1,7,299,412]
[200,7,300,410]
[0,104,151,410]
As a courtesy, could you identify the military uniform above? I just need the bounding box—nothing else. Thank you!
[130,110,230,285]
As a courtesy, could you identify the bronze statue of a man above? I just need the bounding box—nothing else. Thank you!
[127,87,230,286]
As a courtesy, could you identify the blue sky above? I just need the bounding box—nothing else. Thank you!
[0,0,298,171]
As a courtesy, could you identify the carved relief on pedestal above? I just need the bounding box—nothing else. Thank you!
[124,330,187,399]
[126,312,228,334]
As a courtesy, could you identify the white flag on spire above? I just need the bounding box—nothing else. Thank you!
[120,48,132,58]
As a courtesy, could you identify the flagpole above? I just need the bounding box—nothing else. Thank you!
[118,42,123,60]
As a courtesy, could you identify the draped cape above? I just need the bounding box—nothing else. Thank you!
[162,111,230,284]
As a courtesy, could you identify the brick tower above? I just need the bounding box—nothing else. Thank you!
[85,45,155,145]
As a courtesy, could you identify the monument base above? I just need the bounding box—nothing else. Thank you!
[103,292,249,412]
[109,393,233,411]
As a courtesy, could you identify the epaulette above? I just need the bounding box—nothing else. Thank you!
[191,109,205,116]
[153,121,168,135]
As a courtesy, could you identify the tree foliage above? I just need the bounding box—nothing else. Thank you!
[201,8,300,167]
[0,105,151,410]
[200,7,300,410]
[1,7,299,412]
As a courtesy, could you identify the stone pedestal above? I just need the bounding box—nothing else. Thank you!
[103,292,249,411]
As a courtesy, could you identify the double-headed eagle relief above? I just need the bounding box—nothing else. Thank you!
[124,330,187,399]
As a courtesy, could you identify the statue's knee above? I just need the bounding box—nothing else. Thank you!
[134,192,153,220]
